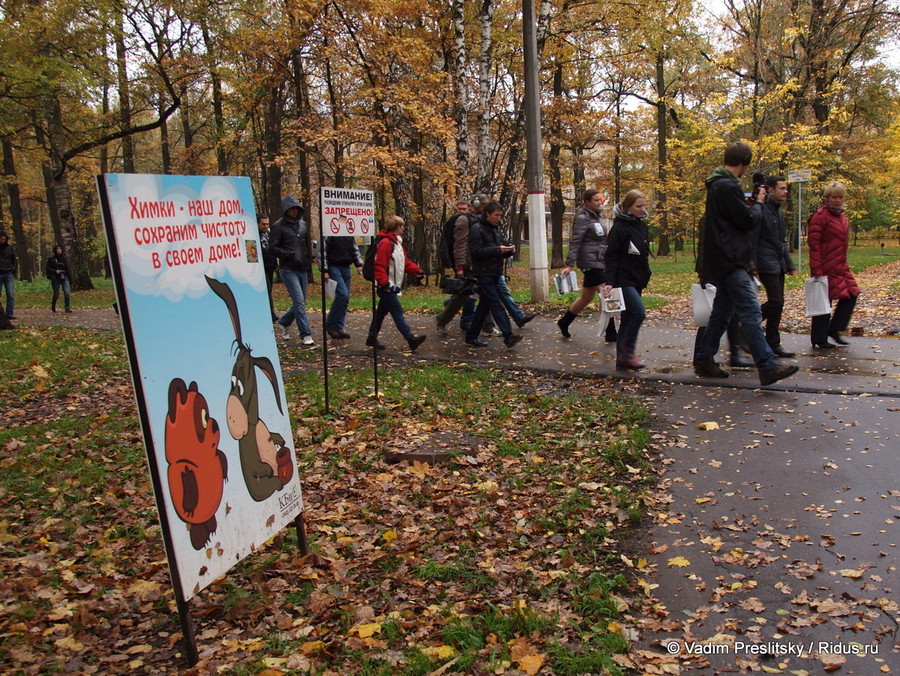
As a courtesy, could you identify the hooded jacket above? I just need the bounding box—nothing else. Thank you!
[605,206,652,291]
[46,249,72,280]
[701,167,763,283]
[0,233,17,275]
[807,205,859,300]
[565,204,608,270]
[269,196,311,272]
[756,198,795,276]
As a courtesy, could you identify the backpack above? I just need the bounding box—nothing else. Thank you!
[439,212,472,268]
[362,235,393,282]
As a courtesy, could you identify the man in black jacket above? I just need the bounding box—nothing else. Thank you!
[258,215,279,323]
[270,196,315,346]
[464,202,522,349]
[757,176,796,357]
[694,142,797,386]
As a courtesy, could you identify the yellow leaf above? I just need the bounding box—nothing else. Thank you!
[697,421,720,430]
[761,666,783,673]
[408,461,430,478]
[352,623,382,638]
[607,621,623,635]
[695,497,711,504]
[33,364,50,379]
[300,640,325,655]
[382,530,397,544]
[667,556,691,567]
[837,569,864,579]
[518,653,545,675]
[422,644,455,659]
[55,635,85,651]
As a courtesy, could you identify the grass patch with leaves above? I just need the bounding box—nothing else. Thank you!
[1,328,659,674]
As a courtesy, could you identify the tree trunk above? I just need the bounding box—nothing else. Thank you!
[2,138,34,281]
[655,53,671,257]
[548,62,565,269]
[202,26,228,174]
[45,96,94,290]
[158,90,172,174]
[451,0,470,191]
[474,0,494,192]
[116,13,135,173]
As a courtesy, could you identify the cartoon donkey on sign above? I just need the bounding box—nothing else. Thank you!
[206,275,294,501]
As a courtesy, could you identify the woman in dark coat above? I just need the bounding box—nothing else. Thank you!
[45,244,72,313]
[807,182,860,348]
[605,190,651,369]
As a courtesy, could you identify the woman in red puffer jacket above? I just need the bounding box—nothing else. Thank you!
[807,181,860,349]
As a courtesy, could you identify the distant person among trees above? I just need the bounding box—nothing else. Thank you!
[323,235,363,340]
[693,141,798,386]
[365,216,427,353]
[807,181,860,349]
[557,189,617,341]
[46,244,72,313]
[258,214,279,323]
[0,230,18,320]
[756,176,796,357]
[604,190,651,370]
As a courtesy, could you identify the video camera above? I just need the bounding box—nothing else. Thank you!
[747,171,767,204]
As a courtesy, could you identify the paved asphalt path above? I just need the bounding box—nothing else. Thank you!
[14,308,900,672]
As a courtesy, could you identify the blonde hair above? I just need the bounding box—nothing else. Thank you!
[823,181,847,199]
[384,215,405,232]
[620,189,646,213]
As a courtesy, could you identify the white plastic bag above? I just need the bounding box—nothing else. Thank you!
[553,270,580,295]
[324,278,338,300]
[691,283,716,327]
[597,288,625,337]
[805,276,830,317]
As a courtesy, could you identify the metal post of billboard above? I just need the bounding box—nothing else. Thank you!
[788,169,811,274]
[319,217,331,415]
[523,0,549,302]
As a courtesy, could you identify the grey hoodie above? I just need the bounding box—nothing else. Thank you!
[269,196,311,271]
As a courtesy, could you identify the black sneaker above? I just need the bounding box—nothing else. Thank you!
[325,324,343,340]
[516,314,536,328]
[694,357,728,378]
[365,336,386,350]
[729,353,753,368]
[406,335,426,352]
[465,338,487,347]
[759,364,799,386]
[504,334,523,349]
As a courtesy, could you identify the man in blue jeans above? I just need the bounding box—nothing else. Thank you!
[464,201,522,349]
[270,196,315,346]
[0,231,18,320]
[694,142,798,387]
[323,235,363,339]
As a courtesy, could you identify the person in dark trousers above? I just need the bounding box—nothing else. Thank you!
[258,214,279,323]
[464,201,522,349]
[757,175,796,357]
[693,215,752,368]
[46,244,72,313]
[435,196,483,334]
[557,189,617,341]
[0,230,18,320]
[365,216,427,352]
[324,235,363,339]
[270,196,315,346]
[604,190,651,370]
[694,141,798,387]
[808,181,860,348]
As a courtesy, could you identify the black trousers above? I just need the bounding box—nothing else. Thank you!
[810,295,858,344]
[759,273,786,348]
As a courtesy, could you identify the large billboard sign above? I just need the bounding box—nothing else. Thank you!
[97,174,303,601]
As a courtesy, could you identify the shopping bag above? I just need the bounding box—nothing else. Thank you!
[324,278,337,299]
[601,287,625,313]
[805,276,830,317]
[553,270,579,295]
[691,283,716,327]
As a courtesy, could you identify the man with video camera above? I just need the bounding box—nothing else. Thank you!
[694,142,798,386]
